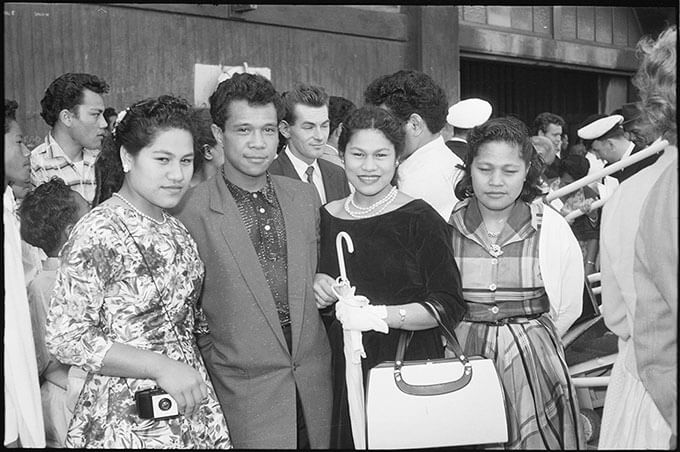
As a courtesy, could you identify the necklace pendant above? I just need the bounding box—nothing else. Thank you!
[488,243,503,258]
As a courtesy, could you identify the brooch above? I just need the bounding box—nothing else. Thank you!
[488,243,504,258]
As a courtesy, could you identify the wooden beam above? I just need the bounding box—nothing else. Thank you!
[403,5,422,71]
[108,3,407,42]
[421,6,460,104]
[459,23,638,72]
[404,6,460,104]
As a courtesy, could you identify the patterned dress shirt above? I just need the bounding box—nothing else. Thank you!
[30,134,99,205]
[224,172,290,327]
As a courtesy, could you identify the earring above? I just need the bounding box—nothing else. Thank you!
[122,163,130,173]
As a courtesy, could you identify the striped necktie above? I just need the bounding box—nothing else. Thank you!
[305,166,314,184]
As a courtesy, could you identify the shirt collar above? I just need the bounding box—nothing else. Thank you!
[46,133,69,161]
[46,133,98,164]
[414,135,445,156]
[224,171,278,206]
[450,137,467,143]
[400,136,447,171]
[284,145,320,179]
[622,141,635,159]
[452,197,536,246]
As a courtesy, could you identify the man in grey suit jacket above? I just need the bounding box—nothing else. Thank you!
[270,84,351,204]
[175,73,332,449]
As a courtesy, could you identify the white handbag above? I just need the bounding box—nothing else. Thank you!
[366,303,508,449]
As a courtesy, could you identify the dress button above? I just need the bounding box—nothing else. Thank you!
[264,225,271,231]
[293,363,299,371]
[491,258,498,265]
[489,283,497,291]
[259,208,266,213]
[252,193,258,198]
[490,306,499,314]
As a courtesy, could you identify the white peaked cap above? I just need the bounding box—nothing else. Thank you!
[577,114,624,140]
[447,98,492,128]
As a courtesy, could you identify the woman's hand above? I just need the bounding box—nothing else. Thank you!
[153,358,208,418]
[313,273,339,309]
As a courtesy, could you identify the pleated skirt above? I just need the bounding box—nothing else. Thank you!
[453,314,585,449]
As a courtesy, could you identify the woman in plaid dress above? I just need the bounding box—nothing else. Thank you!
[449,117,585,449]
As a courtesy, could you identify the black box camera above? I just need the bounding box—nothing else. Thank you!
[135,387,179,420]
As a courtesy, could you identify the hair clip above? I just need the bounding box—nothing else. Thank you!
[112,108,130,137]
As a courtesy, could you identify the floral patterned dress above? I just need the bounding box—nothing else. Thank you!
[45,203,232,448]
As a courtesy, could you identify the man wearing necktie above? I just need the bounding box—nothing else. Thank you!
[269,84,351,204]
[305,165,315,184]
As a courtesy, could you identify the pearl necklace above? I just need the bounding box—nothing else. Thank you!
[112,193,167,225]
[344,186,398,219]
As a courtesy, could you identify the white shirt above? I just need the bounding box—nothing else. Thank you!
[284,146,327,204]
[397,135,464,220]
[538,204,585,337]
[4,187,45,446]
[621,141,635,160]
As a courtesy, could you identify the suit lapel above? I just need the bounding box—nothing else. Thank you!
[210,177,290,353]
[319,159,346,202]
[276,151,302,181]
[273,177,307,357]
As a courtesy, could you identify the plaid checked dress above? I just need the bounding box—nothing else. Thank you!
[449,198,584,449]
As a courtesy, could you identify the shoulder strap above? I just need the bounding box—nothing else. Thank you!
[117,215,190,364]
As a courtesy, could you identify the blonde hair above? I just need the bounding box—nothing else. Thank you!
[632,25,677,145]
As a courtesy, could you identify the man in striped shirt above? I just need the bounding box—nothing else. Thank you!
[30,73,110,205]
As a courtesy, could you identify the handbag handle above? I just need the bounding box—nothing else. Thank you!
[393,302,472,396]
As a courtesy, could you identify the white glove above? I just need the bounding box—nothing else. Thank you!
[336,299,389,334]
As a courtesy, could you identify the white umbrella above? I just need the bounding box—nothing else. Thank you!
[331,231,367,449]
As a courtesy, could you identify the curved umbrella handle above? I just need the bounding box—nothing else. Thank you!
[335,231,354,283]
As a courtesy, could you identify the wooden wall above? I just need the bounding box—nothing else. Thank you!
[5,3,432,148]
[5,4,650,149]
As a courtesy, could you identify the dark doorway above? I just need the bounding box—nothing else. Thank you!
[460,57,599,143]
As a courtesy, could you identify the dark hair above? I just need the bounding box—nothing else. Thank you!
[104,107,117,119]
[93,135,120,206]
[5,98,18,133]
[559,153,590,180]
[209,73,283,130]
[93,95,194,205]
[328,96,357,136]
[189,107,216,173]
[568,142,587,157]
[40,73,110,127]
[19,177,85,255]
[533,112,565,135]
[338,105,405,159]
[455,116,544,202]
[282,83,329,124]
[364,70,448,134]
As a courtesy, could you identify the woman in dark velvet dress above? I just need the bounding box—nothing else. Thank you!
[313,106,466,449]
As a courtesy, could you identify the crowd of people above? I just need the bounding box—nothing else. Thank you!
[3,25,675,450]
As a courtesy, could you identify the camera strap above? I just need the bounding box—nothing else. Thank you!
[117,215,191,366]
